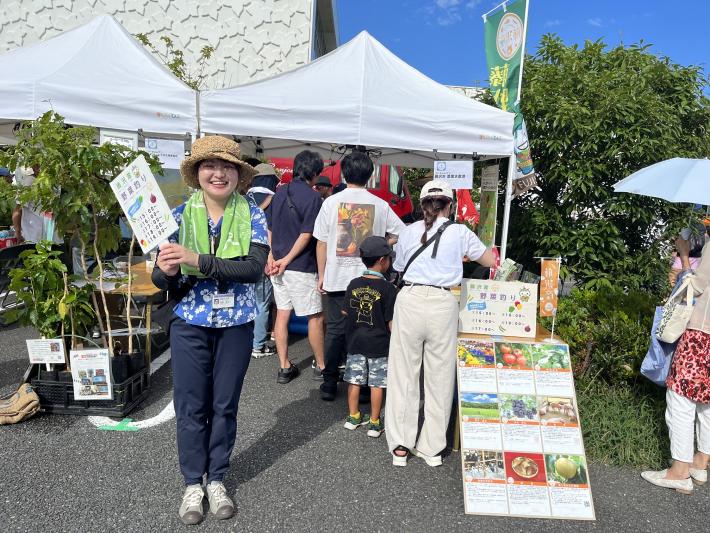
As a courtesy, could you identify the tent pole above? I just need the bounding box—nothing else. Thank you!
[195,91,201,137]
[500,154,515,261]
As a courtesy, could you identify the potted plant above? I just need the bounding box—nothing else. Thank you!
[5,241,96,380]
[0,112,162,388]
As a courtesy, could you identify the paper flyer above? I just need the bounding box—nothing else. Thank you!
[110,154,178,254]
[456,337,595,521]
[459,280,537,337]
[26,339,66,364]
[70,349,113,401]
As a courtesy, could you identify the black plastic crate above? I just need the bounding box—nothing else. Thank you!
[31,367,149,417]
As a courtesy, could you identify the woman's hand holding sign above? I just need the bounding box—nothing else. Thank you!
[157,243,199,276]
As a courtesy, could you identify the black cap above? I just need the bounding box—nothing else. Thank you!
[359,235,394,259]
[315,175,332,187]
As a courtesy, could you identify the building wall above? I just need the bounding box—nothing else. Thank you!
[0,0,335,88]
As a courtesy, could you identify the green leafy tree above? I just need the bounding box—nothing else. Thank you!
[135,34,214,90]
[0,112,161,353]
[510,36,710,293]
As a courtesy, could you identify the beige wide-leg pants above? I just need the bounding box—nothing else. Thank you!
[385,285,458,456]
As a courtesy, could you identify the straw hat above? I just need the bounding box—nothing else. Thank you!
[180,136,257,191]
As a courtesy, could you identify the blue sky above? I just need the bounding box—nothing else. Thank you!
[336,1,710,88]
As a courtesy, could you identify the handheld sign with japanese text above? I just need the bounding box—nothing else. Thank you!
[111,155,178,253]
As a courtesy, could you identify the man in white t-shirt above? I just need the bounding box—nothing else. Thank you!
[313,150,406,401]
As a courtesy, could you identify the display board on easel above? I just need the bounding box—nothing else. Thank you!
[455,333,595,520]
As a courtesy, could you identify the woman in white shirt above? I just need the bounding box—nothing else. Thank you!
[385,180,496,466]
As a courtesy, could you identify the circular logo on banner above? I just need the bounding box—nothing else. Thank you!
[496,12,524,60]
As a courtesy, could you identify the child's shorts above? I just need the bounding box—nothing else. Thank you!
[343,354,387,388]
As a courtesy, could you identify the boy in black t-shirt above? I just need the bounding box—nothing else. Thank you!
[341,236,397,438]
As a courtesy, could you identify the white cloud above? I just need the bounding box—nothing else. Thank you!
[471,394,495,403]
[437,11,462,26]
[436,0,461,8]
[544,19,562,28]
[587,17,603,27]
[465,0,483,9]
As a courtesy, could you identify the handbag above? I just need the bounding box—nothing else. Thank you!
[641,306,678,386]
[152,277,196,336]
[394,221,452,289]
[655,274,695,343]
[0,383,40,425]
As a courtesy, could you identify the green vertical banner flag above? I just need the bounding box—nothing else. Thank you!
[483,0,537,196]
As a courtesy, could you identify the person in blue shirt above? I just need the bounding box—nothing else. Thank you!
[152,136,268,525]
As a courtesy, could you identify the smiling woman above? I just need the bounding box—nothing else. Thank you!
[150,135,268,525]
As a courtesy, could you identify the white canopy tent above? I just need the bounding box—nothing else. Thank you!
[202,31,517,257]
[201,31,514,166]
[0,15,197,136]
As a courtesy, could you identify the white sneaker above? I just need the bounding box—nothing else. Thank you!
[178,484,205,525]
[412,448,443,467]
[690,467,708,485]
[206,481,234,519]
[641,469,693,494]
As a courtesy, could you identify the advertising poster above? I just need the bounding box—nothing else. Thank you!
[69,349,113,401]
[110,155,179,254]
[539,258,561,317]
[26,339,66,365]
[433,160,474,190]
[459,280,537,337]
[477,164,499,248]
[456,337,595,521]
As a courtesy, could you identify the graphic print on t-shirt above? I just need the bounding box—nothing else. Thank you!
[336,203,375,257]
[349,286,382,326]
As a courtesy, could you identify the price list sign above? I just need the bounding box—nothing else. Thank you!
[111,155,178,253]
[456,338,595,521]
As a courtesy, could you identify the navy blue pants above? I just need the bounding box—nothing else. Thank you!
[171,318,253,485]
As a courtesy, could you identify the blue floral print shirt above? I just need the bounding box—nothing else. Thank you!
[170,194,268,328]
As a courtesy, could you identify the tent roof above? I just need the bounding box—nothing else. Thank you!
[201,31,514,166]
[0,15,196,135]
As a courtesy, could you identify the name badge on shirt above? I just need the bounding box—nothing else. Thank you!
[212,293,235,309]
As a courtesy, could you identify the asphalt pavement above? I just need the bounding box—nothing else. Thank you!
[0,323,707,533]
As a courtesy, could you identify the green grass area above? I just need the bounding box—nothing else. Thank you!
[461,406,500,419]
[576,380,669,469]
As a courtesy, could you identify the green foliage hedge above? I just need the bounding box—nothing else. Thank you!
[544,288,670,468]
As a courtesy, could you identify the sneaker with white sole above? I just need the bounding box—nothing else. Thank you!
[251,344,275,359]
[641,469,693,494]
[206,481,234,519]
[344,413,370,430]
[366,418,384,438]
[412,448,443,467]
[178,484,205,525]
